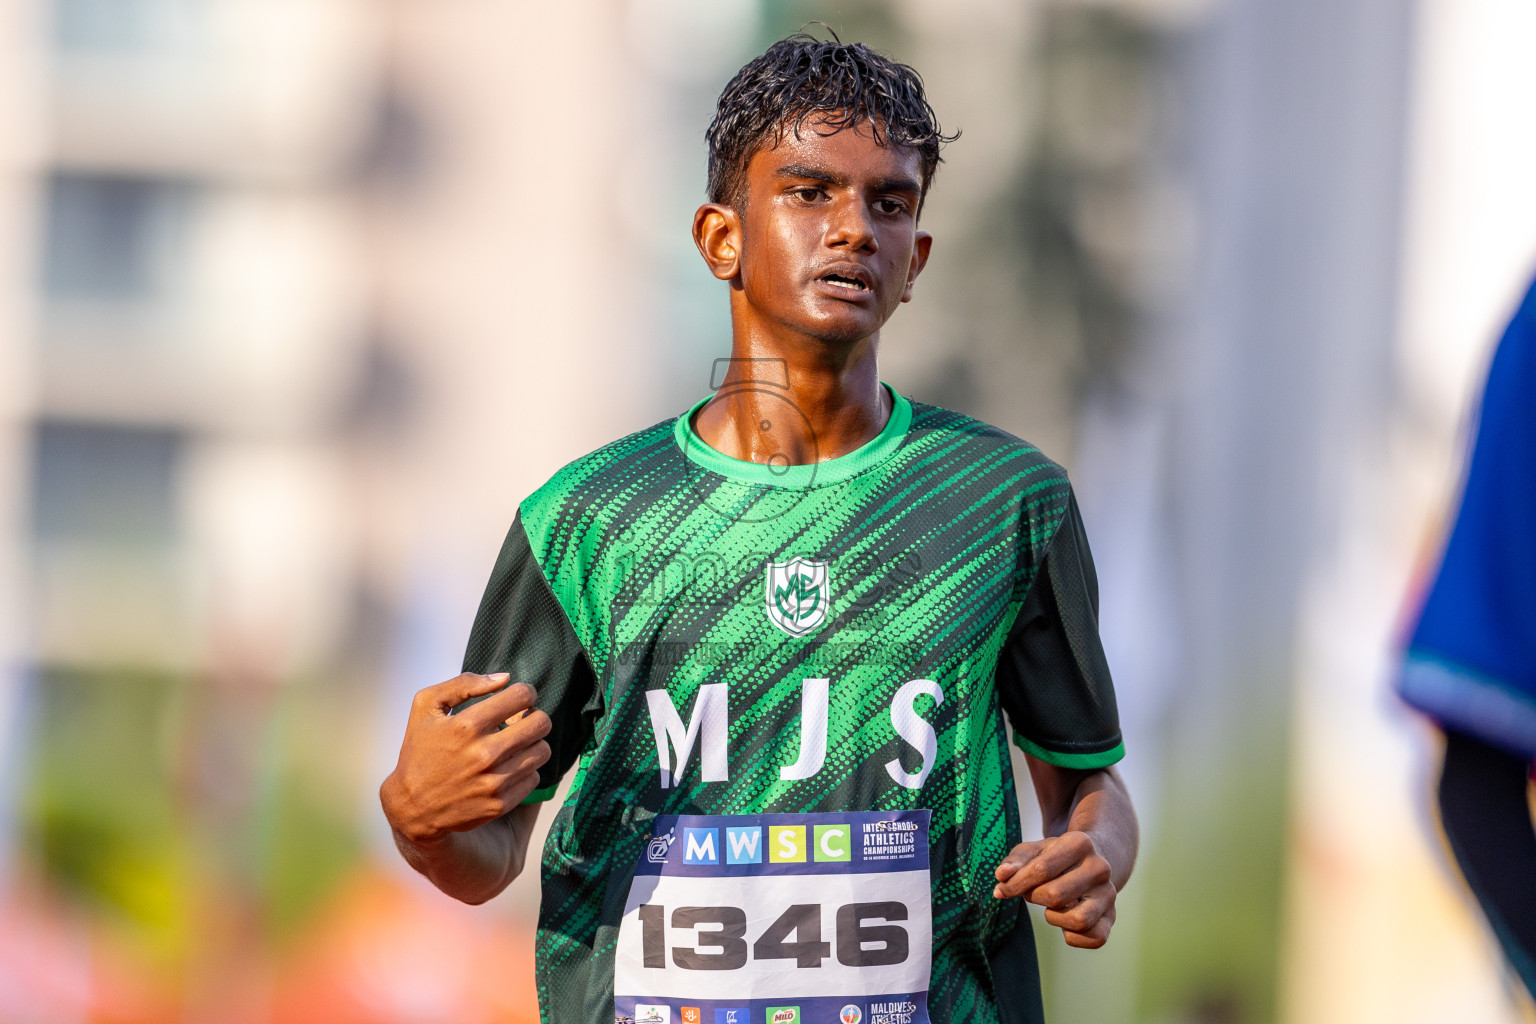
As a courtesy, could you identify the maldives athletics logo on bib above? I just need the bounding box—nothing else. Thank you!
[765,558,830,637]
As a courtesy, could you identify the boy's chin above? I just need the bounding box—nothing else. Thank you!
[797,310,883,348]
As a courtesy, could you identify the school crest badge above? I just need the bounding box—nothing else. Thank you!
[765,558,830,637]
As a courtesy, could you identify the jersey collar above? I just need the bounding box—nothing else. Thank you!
[673,383,913,488]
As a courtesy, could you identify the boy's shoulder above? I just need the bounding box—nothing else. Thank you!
[903,399,1077,574]
[905,397,1070,482]
[519,415,680,530]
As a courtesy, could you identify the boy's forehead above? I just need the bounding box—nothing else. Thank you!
[748,115,924,182]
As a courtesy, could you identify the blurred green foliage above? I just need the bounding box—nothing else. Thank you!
[1134,735,1291,1024]
[254,680,368,943]
[21,667,367,965]
[23,669,199,964]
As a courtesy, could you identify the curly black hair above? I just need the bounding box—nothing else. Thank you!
[706,31,957,216]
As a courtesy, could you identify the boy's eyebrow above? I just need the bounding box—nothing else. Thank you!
[870,175,922,195]
[775,163,922,195]
[776,163,846,187]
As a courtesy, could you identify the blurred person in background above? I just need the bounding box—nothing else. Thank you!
[1399,274,1536,999]
[379,31,1137,1024]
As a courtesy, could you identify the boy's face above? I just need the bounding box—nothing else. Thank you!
[695,115,933,348]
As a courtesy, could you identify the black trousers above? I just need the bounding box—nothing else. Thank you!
[1438,729,1536,998]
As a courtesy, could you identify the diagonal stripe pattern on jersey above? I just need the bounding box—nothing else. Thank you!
[461,386,1124,1024]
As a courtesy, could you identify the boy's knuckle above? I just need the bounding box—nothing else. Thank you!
[474,744,504,773]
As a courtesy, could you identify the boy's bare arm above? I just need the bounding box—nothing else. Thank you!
[380,672,552,905]
[992,756,1139,948]
[388,803,542,906]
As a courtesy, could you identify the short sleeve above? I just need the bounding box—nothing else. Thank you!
[1401,277,1536,761]
[461,512,599,802]
[995,495,1124,769]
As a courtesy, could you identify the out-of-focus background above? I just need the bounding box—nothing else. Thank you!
[0,0,1532,1021]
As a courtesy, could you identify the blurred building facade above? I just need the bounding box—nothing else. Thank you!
[12,0,377,681]
[0,1,392,1018]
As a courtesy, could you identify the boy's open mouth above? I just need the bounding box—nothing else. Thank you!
[816,264,874,293]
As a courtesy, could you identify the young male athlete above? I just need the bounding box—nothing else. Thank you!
[381,34,1138,1024]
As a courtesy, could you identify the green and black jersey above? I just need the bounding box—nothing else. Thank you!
[463,385,1123,1024]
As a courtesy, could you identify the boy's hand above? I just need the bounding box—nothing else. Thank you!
[993,830,1117,948]
[380,672,552,845]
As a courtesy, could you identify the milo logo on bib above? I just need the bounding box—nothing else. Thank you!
[612,810,931,1024]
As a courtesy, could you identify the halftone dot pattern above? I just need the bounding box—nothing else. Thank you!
[464,391,1123,1024]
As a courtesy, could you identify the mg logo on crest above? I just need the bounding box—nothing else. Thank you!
[765,558,830,636]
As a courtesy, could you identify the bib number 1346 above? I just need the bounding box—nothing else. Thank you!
[614,810,932,1013]
[638,900,910,971]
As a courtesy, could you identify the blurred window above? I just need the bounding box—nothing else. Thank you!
[42,173,193,302]
[53,0,206,52]
[31,421,184,545]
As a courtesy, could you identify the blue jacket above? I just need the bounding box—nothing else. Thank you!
[1401,274,1536,762]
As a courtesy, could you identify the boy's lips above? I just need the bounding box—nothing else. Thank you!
[812,261,876,298]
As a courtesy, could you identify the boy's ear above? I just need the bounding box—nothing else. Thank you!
[692,202,742,281]
[901,230,934,303]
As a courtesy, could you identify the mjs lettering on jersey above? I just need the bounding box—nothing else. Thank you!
[646,678,945,790]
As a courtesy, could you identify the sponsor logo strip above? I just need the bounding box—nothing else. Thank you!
[613,996,925,1024]
[633,811,929,878]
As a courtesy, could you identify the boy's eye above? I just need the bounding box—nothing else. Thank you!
[876,199,908,215]
[794,187,827,202]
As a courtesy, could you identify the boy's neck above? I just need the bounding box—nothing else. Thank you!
[693,331,892,467]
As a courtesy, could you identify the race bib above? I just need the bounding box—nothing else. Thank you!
[614,810,931,1024]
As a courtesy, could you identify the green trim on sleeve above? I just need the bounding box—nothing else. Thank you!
[1013,733,1125,770]
[521,783,560,805]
